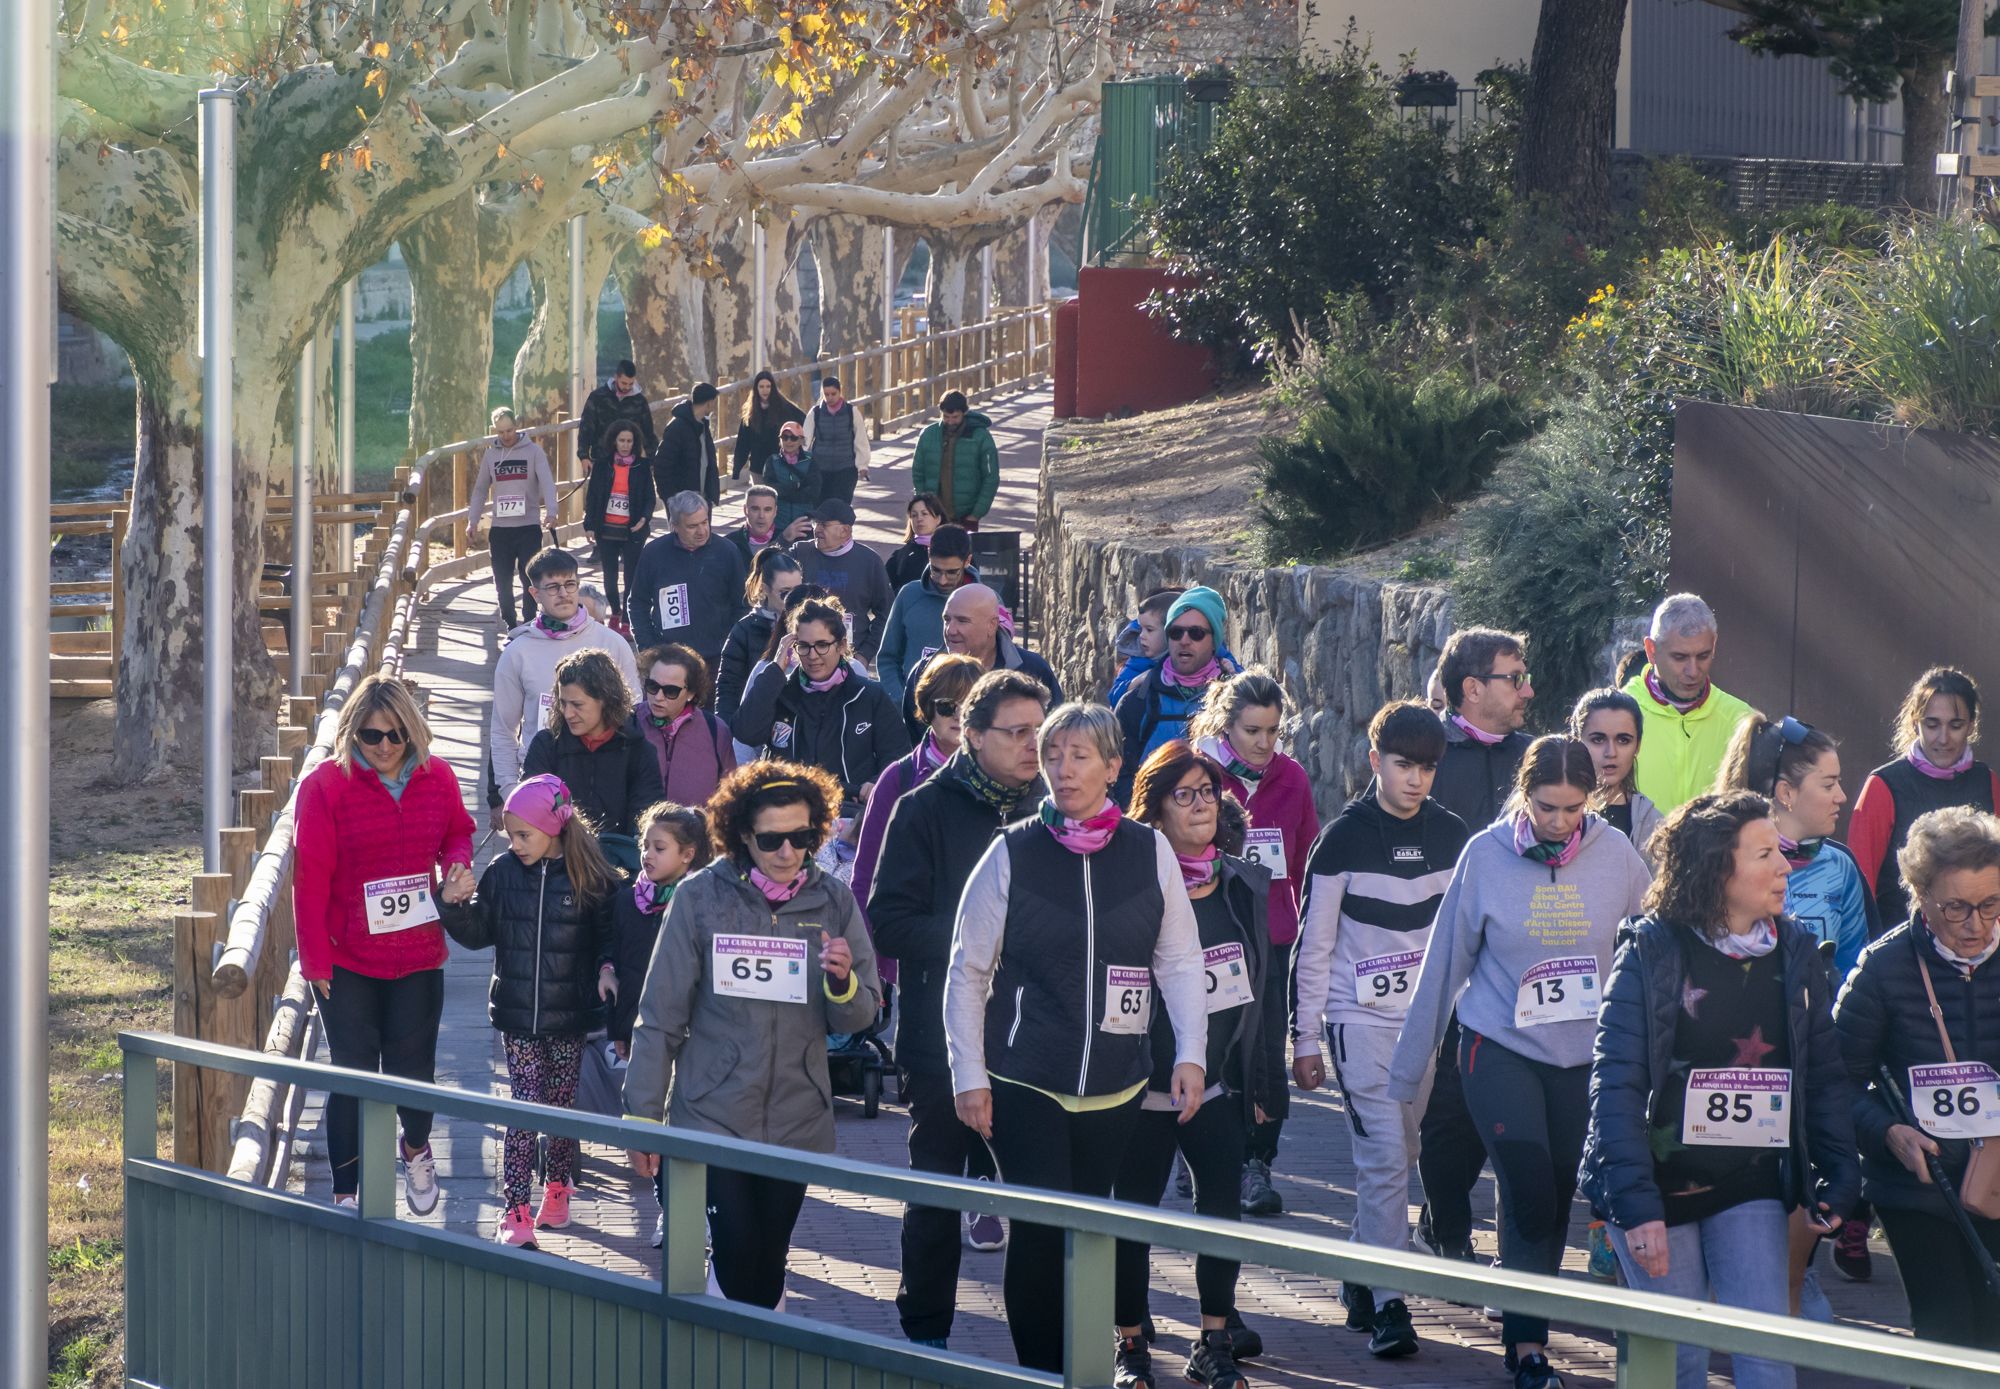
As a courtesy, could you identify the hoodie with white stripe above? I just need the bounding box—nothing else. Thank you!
[1292,788,1470,1045]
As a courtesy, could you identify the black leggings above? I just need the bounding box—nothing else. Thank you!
[898,1069,999,1341]
[706,1168,808,1309]
[318,966,445,1197]
[1877,1204,2000,1349]
[987,1079,1142,1371]
[1459,1029,1589,1351]
[1112,1100,1247,1324]
[1245,942,1294,1165]
[487,525,542,628]
[1420,1011,1490,1251]
[596,535,641,615]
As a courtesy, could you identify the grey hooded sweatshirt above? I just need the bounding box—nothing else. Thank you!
[1387,815,1649,1097]
[622,857,881,1153]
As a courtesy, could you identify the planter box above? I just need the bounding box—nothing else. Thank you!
[1395,83,1458,108]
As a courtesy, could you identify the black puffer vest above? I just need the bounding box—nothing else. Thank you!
[1865,757,1997,927]
[983,818,1167,1096]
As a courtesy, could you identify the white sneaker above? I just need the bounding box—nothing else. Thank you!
[403,1143,440,1216]
[334,1194,358,1210]
[651,1213,664,1249]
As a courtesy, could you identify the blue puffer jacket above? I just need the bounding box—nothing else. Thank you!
[1578,913,1861,1231]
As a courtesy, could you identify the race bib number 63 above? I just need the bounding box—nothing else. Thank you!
[1101,966,1152,1035]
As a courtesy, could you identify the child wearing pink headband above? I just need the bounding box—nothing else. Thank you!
[504,773,575,838]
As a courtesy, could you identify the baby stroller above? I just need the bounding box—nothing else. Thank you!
[827,984,897,1118]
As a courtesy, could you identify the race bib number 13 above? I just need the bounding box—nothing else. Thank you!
[1514,956,1599,1027]
[711,934,809,1004]
[1911,1062,2000,1140]
[1101,966,1152,1035]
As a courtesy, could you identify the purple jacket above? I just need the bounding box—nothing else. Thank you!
[638,708,738,810]
[849,735,948,986]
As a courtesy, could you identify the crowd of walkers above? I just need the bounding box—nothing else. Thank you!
[291,370,2000,1389]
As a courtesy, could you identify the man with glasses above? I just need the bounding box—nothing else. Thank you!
[1113,585,1237,804]
[487,548,641,828]
[1620,592,1753,813]
[629,491,748,677]
[790,498,894,660]
[876,525,975,703]
[899,582,1063,740]
[868,669,1051,1350]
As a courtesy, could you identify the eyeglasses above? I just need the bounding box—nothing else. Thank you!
[753,829,817,852]
[1166,624,1211,643]
[1929,896,2000,925]
[1475,670,1533,690]
[355,727,406,747]
[644,680,685,700]
[982,722,1041,742]
[929,564,967,581]
[929,700,959,719]
[1168,783,1220,808]
[795,638,840,657]
[536,579,581,596]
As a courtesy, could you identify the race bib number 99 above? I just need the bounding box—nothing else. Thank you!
[711,934,809,1004]
[1203,943,1254,1014]
[1514,956,1599,1028]
[1355,950,1423,1012]
[1682,1068,1791,1147]
[1100,966,1152,1035]
[1911,1062,2000,1140]
[1242,827,1288,880]
[364,874,439,935]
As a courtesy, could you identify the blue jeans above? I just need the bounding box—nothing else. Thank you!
[1606,1199,1795,1389]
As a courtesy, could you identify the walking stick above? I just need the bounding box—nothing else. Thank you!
[1876,1064,2000,1300]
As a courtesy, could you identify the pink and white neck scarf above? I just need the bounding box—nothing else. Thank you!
[1909,741,1975,780]
[1449,713,1504,747]
[532,607,592,640]
[1176,842,1219,889]
[1161,656,1220,690]
[913,532,934,548]
[916,732,948,776]
[1644,667,1710,715]
[1039,797,1122,854]
[802,664,849,694]
[821,539,855,558]
[1197,734,1268,786]
[1512,812,1583,868]
[1713,918,1778,959]
[751,867,805,903]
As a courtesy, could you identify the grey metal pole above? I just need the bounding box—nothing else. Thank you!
[568,213,586,419]
[200,87,236,872]
[882,226,895,345]
[0,0,53,1372]
[291,338,315,694]
[338,279,355,565]
[753,220,768,369]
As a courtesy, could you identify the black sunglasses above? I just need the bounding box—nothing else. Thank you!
[356,727,406,747]
[930,699,959,719]
[644,680,685,700]
[1166,623,1211,642]
[753,829,817,852]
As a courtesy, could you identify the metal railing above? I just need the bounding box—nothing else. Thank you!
[120,1031,2000,1389]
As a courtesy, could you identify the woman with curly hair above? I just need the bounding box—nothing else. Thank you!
[1109,740,1285,1389]
[523,648,661,858]
[1580,791,1858,1389]
[623,761,882,1308]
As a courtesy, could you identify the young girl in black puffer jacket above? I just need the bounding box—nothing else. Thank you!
[441,774,617,1251]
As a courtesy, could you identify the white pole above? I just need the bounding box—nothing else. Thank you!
[1026,215,1041,363]
[200,87,237,873]
[291,339,315,695]
[0,0,54,1367]
[568,213,586,420]
[980,242,994,319]
[882,225,895,345]
[753,220,768,369]
[338,279,355,565]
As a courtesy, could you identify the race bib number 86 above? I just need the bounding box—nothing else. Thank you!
[1911,1062,2000,1140]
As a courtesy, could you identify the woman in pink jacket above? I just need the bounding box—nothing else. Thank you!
[1190,668,1321,1218]
[294,674,477,1213]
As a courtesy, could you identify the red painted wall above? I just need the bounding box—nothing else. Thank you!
[1053,298,1080,420]
[1068,267,1217,419]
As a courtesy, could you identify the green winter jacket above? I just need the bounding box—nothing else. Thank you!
[910,414,1000,522]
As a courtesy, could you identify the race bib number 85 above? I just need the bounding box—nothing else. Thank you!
[1682,1068,1791,1148]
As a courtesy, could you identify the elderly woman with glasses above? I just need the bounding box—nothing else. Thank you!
[944,702,1209,1374]
[1835,805,2000,1349]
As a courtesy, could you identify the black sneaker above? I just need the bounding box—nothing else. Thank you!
[1139,1316,1155,1345]
[1224,1307,1262,1360]
[1184,1329,1248,1388]
[1415,1202,1475,1260]
[1514,1352,1564,1389]
[1240,1158,1282,1217]
[1832,1217,1874,1282]
[1340,1281,1375,1333]
[1113,1334,1155,1388]
[1368,1298,1418,1358]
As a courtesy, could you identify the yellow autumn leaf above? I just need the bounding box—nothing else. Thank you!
[320,151,333,170]
[111,21,129,40]
[496,143,509,158]
[529,174,545,193]
[988,0,1007,14]
[638,224,669,250]
[363,68,387,96]
[355,147,373,171]
[797,13,826,35]
[370,40,388,58]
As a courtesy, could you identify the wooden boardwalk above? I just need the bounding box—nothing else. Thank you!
[286,386,1909,1386]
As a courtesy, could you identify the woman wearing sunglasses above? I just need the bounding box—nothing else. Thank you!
[764,419,820,536]
[733,596,912,820]
[523,649,663,866]
[624,760,881,1307]
[293,673,477,1215]
[634,643,737,808]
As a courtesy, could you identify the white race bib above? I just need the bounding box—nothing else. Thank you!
[1911,1062,2000,1140]
[657,583,691,630]
[918,645,940,664]
[1242,827,1288,880]
[606,493,632,521]
[536,691,554,729]
[1203,942,1254,1014]
[1513,956,1599,1028]
[494,494,527,520]
[843,611,858,645]
[1101,965,1152,1035]
[710,934,809,1004]
[364,873,439,935]
[1682,1068,1791,1147]
[1354,949,1424,1012]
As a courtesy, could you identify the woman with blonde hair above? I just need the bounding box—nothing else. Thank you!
[293,674,477,1214]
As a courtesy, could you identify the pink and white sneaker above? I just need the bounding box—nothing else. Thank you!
[497,1203,538,1250]
[535,1179,573,1230]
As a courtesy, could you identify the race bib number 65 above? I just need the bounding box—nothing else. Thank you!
[711,934,809,1004]
[1101,966,1152,1035]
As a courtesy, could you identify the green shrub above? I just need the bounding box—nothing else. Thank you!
[1454,391,1665,725]
[1690,237,1846,415]
[1255,341,1532,563]
[1840,216,2000,434]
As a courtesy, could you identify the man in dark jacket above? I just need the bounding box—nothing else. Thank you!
[868,669,1050,1348]
[790,498,894,660]
[898,582,1063,740]
[579,359,656,463]
[910,391,1001,528]
[653,382,720,510]
[628,490,748,675]
[1418,625,1536,1262]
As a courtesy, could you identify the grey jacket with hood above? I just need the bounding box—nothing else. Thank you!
[622,857,881,1152]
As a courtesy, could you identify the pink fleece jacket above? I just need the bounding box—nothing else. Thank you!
[1216,751,1319,947]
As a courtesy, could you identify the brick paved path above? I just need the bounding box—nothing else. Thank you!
[290,388,1912,1386]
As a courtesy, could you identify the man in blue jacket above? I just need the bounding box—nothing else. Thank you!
[876,526,974,702]
[628,491,747,677]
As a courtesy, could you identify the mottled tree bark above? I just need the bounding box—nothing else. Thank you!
[1514,0,1630,236]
